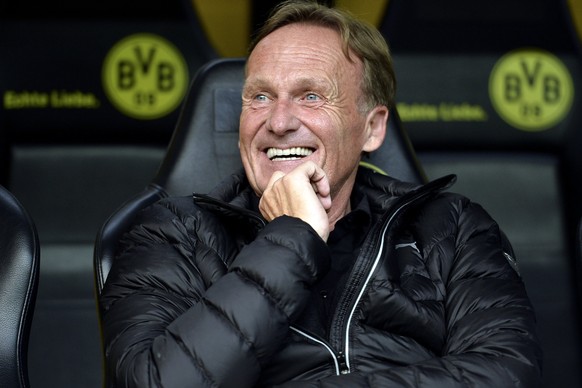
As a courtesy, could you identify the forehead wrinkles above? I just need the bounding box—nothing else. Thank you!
[253,23,343,61]
[250,41,342,74]
[246,28,360,97]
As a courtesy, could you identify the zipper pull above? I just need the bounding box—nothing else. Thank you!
[337,351,350,375]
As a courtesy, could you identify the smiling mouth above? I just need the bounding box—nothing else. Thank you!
[267,147,314,161]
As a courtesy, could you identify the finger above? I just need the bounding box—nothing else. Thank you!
[310,174,330,198]
[265,170,286,191]
[300,161,325,183]
[300,162,331,211]
[302,163,330,197]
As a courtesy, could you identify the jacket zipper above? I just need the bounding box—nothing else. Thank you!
[289,327,342,375]
[341,201,408,373]
[288,194,431,376]
[333,175,456,374]
[289,201,408,376]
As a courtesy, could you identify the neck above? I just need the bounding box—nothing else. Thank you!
[326,180,355,232]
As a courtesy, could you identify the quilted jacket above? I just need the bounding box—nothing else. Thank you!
[101,167,542,387]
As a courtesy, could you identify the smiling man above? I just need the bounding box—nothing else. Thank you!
[240,21,388,240]
[100,1,542,387]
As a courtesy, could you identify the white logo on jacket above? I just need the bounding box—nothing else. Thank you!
[395,242,420,253]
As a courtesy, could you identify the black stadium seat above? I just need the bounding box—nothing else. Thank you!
[0,0,217,387]
[0,185,39,388]
[379,0,582,386]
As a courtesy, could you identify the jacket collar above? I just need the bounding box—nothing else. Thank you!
[195,166,456,221]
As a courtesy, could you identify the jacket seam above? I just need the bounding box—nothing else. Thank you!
[105,286,198,313]
[202,295,260,354]
[166,328,217,387]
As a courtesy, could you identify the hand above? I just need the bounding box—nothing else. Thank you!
[259,161,332,241]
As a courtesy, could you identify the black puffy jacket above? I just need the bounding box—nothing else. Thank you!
[101,167,542,387]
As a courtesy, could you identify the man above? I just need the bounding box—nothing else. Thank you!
[101,1,542,387]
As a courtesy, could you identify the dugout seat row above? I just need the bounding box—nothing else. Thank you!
[380,0,582,386]
[4,52,582,387]
[1,0,582,387]
[0,0,216,386]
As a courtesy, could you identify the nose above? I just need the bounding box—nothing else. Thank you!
[266,98,301,135]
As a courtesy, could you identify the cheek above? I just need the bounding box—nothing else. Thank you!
[240,107,269,133]
[315,108,346,135]
[332,117,369,164]
[330,112,365,145]
[239,111,257,145]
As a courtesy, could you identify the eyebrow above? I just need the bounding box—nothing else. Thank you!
[243,76,332,94]
[295,77,330,92]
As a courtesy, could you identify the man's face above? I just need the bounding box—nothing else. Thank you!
[239,23,380,199]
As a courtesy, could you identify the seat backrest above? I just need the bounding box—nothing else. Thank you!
[379,0,582,230]
[0,2,218,387]
[0,0,217,241]
[0,0,216,148]
[378,0,582,386]
[94,56,426,294]
[0,185,39,388]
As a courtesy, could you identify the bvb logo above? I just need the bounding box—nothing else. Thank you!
[489,48,574,132]
[102,33,189,120]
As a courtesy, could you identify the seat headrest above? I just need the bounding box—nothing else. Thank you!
[0,0,216,143]
[379,0,582,151]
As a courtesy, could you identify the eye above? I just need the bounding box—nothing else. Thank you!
[305,93,320,101]
[248,93,271,109]
[300,92,326,107]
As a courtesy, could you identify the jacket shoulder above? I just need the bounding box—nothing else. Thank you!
[103,195,232,306]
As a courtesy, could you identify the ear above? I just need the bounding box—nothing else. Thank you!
[362,105,389,153]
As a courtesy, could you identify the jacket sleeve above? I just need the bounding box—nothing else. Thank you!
[100,199,330,388]
[274,195,543,388]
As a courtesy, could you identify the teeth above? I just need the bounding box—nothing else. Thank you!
[267,147,313,160]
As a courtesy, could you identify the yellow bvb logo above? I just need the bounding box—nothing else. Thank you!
[102,33,189,120]
[489,48,574,131]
